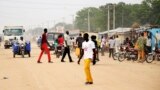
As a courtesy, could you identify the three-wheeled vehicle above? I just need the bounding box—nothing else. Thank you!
[146,28,160,63]
[12,41,31,58]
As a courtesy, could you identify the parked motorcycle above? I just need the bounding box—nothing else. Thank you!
[112,45,125,60]
[146,48,160,63]
[118,47,138,62]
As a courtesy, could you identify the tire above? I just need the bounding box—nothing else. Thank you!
[4,46,7,49]
[21,51,24,58]
[113,52,119,60]
[118,53,125,62]
[130,54,138,61]
[13,52,15,58]
[28,52,31,57]
[146,54,154,63]
[4,45,8,49]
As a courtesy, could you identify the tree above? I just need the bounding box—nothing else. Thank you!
[75,7,104,32]
[75,0,160,32]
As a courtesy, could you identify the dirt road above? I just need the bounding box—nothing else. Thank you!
[0,42,160,90]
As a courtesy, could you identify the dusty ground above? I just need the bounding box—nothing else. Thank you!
[0,42,160,90]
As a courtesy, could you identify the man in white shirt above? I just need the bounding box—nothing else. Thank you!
[115,35,120,53]
[109,36,115,58]
[101,36,106,56]
[78,33,95,85]
[61,31,73,62]
[146,35,151,53]
[19,37,25,45]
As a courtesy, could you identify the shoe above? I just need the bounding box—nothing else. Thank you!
[48,61,53,63]
[85,82,93,85]
[89,82,93,84]
[70,60,74,63]
[61,60,65,62]
[93,61,96,65]
[37,61,42,63]
[85,82,89,85]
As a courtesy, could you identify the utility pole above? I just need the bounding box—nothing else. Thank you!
[113,4,116,29]
[72,15,74,30]
[88,9,90,32]
[121,5,124,28]
[62,17,65,30]
[107,5,110,31]
[53,20,56,31]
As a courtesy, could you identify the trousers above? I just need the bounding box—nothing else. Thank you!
[38,43,51,62]
[84,58,93,82]
[61,47,72,61]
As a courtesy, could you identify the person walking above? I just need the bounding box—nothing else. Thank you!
[91,35,99,65]
[78,33,95,85]
[37,36,42,47]
[37,28,52,63]
[137,33,146,63]
[76,33,84,58]
[108,36,115,58]
[146,35,152,54]
[115,35,120,53]
[101,36,106,56]
[61,31,73,62]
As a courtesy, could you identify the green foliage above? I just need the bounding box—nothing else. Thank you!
[75,0,160,32]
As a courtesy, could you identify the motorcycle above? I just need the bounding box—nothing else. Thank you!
[20,43,25,58]
[55,45,64,58]
[12,42,31,58]
[146,48,160,63]
[112,45,125,60]
[118,47,138,62]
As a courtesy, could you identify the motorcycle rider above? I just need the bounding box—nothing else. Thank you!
[19,37,25,45]
[18,37,26,54]
[58,34,64,46]
[56,34,64,56]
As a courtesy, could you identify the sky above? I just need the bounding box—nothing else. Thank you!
[0,0,143,32]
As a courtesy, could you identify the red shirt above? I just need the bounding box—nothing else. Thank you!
[41,33,47,44]
[58,37,64,46]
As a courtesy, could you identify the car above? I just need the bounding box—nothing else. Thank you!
[47,32,64,51]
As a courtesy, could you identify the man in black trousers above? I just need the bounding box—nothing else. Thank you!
[61,31,73,62]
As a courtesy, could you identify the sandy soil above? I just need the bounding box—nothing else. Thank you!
[0,42,160,90]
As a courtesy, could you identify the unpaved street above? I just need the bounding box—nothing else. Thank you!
[0,42,160,90]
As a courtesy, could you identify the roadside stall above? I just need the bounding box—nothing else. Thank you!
[99,27,132,42]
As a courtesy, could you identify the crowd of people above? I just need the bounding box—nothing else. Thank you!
[37,28,98,85]
[99,31,158,63]
[36,28,160,85]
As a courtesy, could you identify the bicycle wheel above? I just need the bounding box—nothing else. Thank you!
[113,53,118,60]
[146,54,154,63]
[118,53,125,62]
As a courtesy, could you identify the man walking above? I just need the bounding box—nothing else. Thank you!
[101,36,106,56]
[91,35,99,65]
[78,33,95,85]
[37,28,52,63]
[61,31,73,62]
[115,35,120,53]
[76,33,84,58]
[108,36,115,58]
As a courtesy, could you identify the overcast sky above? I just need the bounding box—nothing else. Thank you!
[0,0,143,31]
